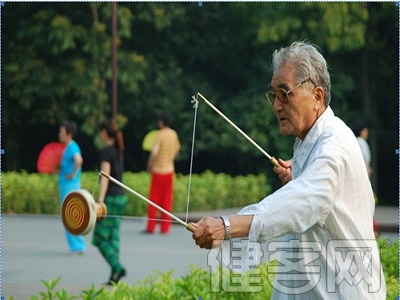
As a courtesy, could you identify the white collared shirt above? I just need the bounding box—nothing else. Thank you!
[236,107,386,299]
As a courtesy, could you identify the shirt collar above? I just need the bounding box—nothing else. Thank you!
[292,106,334,176]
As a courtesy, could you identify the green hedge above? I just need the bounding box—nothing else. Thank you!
[2,171,272,216]
[379,237,399,300]
[22,238,400,299]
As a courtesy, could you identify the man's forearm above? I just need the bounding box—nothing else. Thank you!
[227,214,254,239]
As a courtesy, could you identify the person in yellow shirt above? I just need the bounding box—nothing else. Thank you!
[144,112,181,234]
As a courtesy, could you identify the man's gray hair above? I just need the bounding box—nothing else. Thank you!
[271,41,331,106]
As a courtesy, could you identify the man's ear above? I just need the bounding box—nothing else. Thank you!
[314,86,325,110]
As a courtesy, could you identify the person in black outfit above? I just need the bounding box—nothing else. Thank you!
[92,119,127,285]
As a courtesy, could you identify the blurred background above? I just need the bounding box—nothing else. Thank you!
[2,2,398,206]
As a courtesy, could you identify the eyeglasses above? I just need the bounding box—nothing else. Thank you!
[266,78,316,105]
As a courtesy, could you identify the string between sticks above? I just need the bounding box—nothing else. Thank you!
[185,95,199,223]
[103,215,185,224]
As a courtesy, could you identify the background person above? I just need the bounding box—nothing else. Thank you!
[58,121,85,254]
[352,119,379,235]
[352,120,373,177]
[191,41,385,299]
[144,112,181,234]
[92,119,127,285]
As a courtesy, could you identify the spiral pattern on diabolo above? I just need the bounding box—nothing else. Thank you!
[64,196,88,230]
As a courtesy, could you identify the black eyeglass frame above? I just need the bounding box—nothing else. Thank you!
[266,78,317,105]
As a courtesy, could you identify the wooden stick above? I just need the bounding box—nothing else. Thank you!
[99,171,197,232]
[197,92,279,167]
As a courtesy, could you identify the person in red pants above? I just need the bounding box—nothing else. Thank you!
[144,112,181,234]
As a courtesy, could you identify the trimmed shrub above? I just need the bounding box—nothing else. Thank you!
[2,171,271,215]
[26,242,399,300]
[2,171,59,214]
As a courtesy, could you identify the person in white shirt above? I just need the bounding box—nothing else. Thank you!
[351,120,379,236]
[352,120,373,177]
[190,41,386,299]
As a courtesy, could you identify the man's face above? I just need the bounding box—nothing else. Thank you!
[270,64,321,140]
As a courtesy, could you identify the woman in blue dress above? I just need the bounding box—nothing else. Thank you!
[58,121,86,254]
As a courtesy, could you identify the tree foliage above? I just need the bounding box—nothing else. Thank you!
[2,2,398,204]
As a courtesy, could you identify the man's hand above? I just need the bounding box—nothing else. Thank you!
[273,159,292,185]
[191,217,225,249]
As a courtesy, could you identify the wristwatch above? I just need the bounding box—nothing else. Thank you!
[220,216,231,240]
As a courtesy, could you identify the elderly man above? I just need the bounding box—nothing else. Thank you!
[191,41,386,299]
